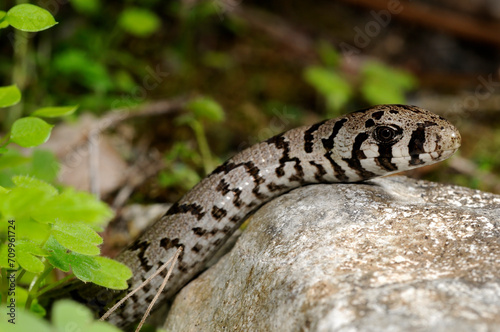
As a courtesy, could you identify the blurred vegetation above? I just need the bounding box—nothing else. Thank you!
[0,3,130,330]
[0,299,135,332]
[1,0,499,330]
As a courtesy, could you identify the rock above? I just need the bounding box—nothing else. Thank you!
[163,176,500,332]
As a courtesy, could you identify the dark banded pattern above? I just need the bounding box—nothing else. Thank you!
[50,105,461,328]
[322,118,347,150]
[304,120,327,153]
[324,151,349,181]
[343,131,376,179]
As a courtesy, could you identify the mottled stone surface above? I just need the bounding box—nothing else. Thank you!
[164,176,500,332]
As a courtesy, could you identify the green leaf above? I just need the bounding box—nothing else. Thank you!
[13,287,28,310]
[317,40,340,67]
[114,70,135,92]
[0,186,52,222]
[52,300,122,332]
[118,7,161,37]
[0,244,18,269]
[90,256,132,289]
[159,163,201,190]
[175,114,195,126]
[31,105,78,118]
[30,302,46,317]
[32,188,114,226]
[0,85,21,108]
[31,149,59,183]
[187,97,225,122]
[22,219,52,244]
[0,11,9,29]
[12,175,58,196]
[53,50,113,92]
[361,79,405,105]
[70,0,101,15]
[304,66,353,114]
[0,307,51,332]
[202,51,233,70]
[360,61,417,105]
[0,149,58,188]
[44,236,99,281]
[11,117,54,148]
[44,237,130,289]
[43,236,71,272]
[53,299,94,328]
[88,322,124,332]
[362,61,417,89]
[0,181,53,242]
[16,240,47,273]
[0,152,30,171]
[52,222,102,256]
[7,4,57,32]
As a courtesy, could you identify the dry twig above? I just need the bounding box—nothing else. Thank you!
[339,0,500,46]
[100,246,184,331]
[135,247,183,332]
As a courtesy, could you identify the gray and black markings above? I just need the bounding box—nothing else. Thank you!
[267,133,305,183]
[165,202,205,220]
[321,118,348,151]
[342,131,377,179]
[57,105,461,328]
[408,121,438,166]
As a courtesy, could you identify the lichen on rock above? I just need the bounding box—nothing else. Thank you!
[164,176,500,332]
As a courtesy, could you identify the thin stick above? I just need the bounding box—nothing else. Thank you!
[100,247,183,322]
[88,128,100,198]
[135,247,183,332]
[338,0,500,46]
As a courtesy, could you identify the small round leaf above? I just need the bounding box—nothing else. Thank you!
[187,97,225,122]
[32,105,78,118]
[90,256,132,289]
[0,11,9,29]
[118,7,160,37]
[0,85,21,108]
[7,4,57,32]
[11,117,53,148]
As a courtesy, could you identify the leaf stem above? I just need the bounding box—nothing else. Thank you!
[16,268,25,282]
[0,268,7,303]
[36,273,74,298]
[190,119,214,175]
[25,259,53,310]
[0,131,11,144]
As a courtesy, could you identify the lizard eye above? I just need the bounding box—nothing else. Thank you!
[373,126,399,144]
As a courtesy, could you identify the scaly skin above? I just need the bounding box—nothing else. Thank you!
[46,104,461,328]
